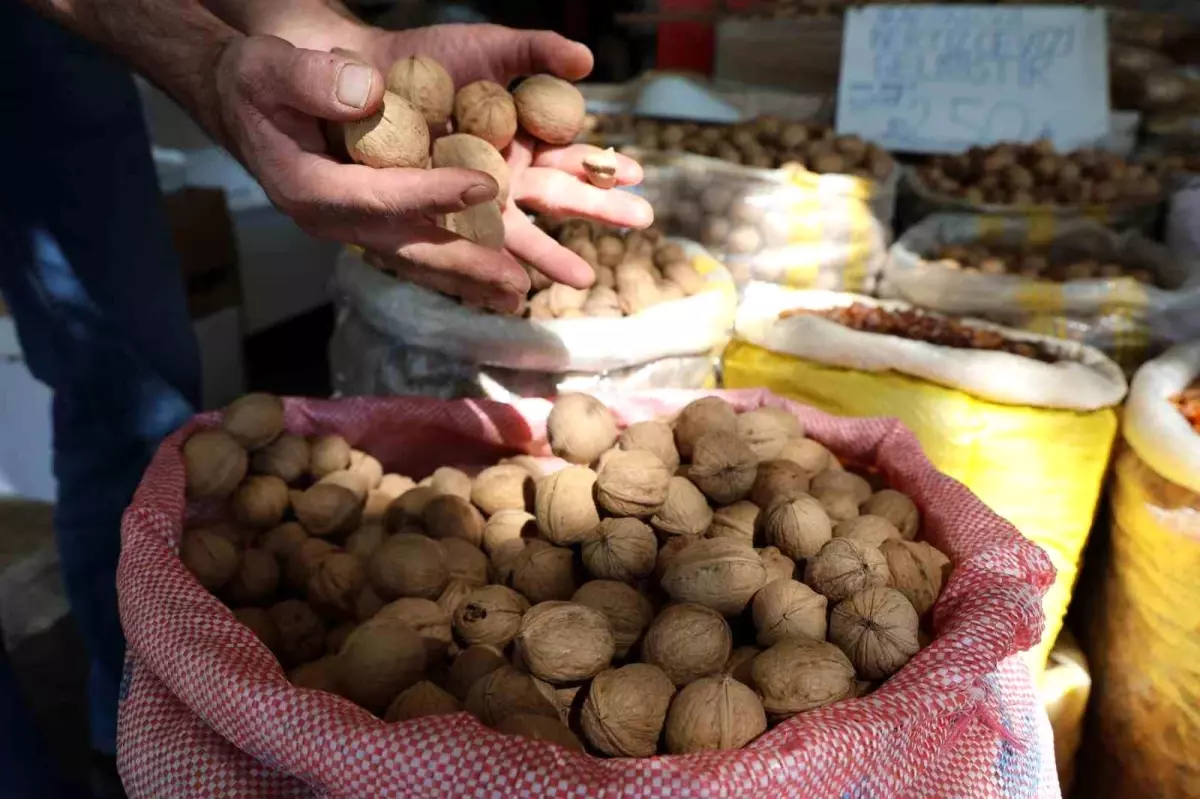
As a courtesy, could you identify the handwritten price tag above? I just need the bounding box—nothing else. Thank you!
[835,5,1110,154]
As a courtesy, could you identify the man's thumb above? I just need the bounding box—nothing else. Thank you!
[246,37,384,120]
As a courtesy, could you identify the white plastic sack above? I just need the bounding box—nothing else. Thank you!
[1124,340,1200,493]
[884,213,1200,371]
[734,283,1128,411]
[329,242,737,400]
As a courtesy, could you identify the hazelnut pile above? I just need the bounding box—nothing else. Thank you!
[623,117,894,180]
[344,55,609,254]
[528,219,707,319]
[916,141,1164,208]
[180,391,953,757]
[1171,381,1200,433]
[932,243,1158,285]
[782,302,1058,363]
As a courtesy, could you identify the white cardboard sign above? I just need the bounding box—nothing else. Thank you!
[836,5,1110,154]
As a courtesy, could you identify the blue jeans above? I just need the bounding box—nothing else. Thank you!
[0,2,201,793]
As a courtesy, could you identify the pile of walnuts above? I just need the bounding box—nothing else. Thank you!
[180,391,952,757]
[527,219,707,319]
[932,243,1158,285]
[916,141,1165,208]
[783,302,1058,363]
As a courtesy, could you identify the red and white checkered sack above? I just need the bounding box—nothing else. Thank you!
[116,390,1060,798]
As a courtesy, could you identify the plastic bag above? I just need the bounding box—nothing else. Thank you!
[116,391,1058,798]
[328,243,737,400]
[1083,342,1200,799]
[637,150,897,292]
[723,284,1127,670]
[884,213,1200,372]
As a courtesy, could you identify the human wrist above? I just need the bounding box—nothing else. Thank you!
[205,0,378,54]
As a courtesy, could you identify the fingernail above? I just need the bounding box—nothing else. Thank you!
[337,64,373,109]
[462,184,498,206]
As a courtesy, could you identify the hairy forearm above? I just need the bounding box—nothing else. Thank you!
[22,0,238,138]
[201,0,374,52]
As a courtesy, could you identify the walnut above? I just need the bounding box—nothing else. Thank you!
[260,522,308,560]
[310,435,352,479]
[617,420,680,471]
[482,509,538,557]
[348,450,384,490]
[364,490,394,523]
[283,538,338,593]
[379,473,418,497]
[319,469,371,501]
[653,534,696,583]
[672,397,738,460]
[307,552,368,617]
[661,539,767,616]
[439,538,489,587]
[294,484,363,537]
[756,406,805,439]
[616,265,661,314]
[752,638,856,717]
[581,518,657,583]
[663,262,704,295]
[651,477,713,537]
[547,394,619,465]
[492,538,549,585]
[465,664,560,726]
[325,621,356,655]
[534,466,600,545]
[344,523,387,561]
[234,607,282,656]
[642,603,732,686]
[183,429,248,498]
[862,489,920,539]
[664,675,767,754]
[510,543,578,604]
[378,597,453,661]
[778,438,835,474]
[596,449,672,518]
[180,528,240,592]
[368,533,449,601]
[250,433,310,484]
[723,646,760,687]
[446,645,507,701]
[493,714,585,752]
[812,487,860,523]
[333,615,427,714]
[231,475,288,529]
[500,455,544,479]
[688,432,758,505]
[222,392,284,451]
[759,546,797,584]
[453,585,530,649]
[436,578,476,618]
[289,656,338,693]
[762,495,832,560]
[811,470,872,505]
[355,585,386,622]
[268,599,326,668]
[428,467,473,500]
[547,282,589,317]
[829,587,920,680]
[752,579,828,647]
[423,495,486,547]
[453,80,518,150]
[879,539,948,614]
[384,485,440,532]
[594,234,626,267]
[384,680,461,722]
[571,579,654,658]
[736,409,792,461]
[834,515,901,548]
[749,459,810,509]
[471,464,535,516]
[512,74,586,145]
[804,538,890,603]
[707,501,759,545]
[581,663,676,757]
[515,601,614,684]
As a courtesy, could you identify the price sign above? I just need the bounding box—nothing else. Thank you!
[835,5,1109,154]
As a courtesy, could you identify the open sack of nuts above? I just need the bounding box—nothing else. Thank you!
[883,213,1200,373]
[618,119,898,292]
[903,141,1168,231]
[117,390,1055,797]
[1078,341,1200,799]
[328,229,736,399]
[724,285,1128,670]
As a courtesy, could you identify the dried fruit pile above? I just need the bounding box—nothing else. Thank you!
[916,142,1164,208]
[1171,381,1200,433]
[180,392,951,756]
[932,243,1158,284]
[782,302,1058,363]
[526,219,707,318]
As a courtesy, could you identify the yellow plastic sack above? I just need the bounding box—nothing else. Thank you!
[1086,342,1200,799]
[1037,631,1091,796]
[724,285,1127,670]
